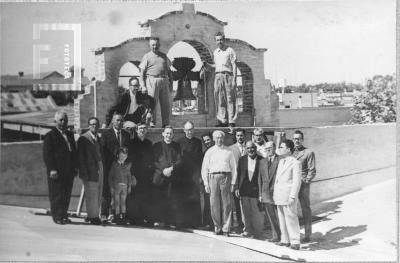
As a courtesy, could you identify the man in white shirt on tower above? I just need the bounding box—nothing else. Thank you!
[203,32,237,128]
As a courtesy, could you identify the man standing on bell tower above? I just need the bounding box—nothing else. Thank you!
[204,32,238,128]
[139,37,173,128]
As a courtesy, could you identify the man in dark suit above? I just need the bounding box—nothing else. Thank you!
[101,114,130,223]
[152,126,183,228]
[177,121,203,228]
[199,132,214,229]
[126,122,154,225]
[229,128,246,231]
[293,130,316,243]
[105,77,156,127]
[234,141,266,238]
[259,141,281,242]
[43,110,78,224]
[77,117,104,225]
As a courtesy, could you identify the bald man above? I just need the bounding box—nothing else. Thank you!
[43,110,78,224]
[235,141,266,238]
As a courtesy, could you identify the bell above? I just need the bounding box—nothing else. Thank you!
[174,76,196,101]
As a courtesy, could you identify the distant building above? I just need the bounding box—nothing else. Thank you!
[280,92,318,108]
[1,70,90,93]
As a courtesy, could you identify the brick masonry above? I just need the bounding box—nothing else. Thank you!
[76,3,278,128]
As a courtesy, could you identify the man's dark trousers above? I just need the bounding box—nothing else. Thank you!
[299,182,312,238]
[48,176,74,221]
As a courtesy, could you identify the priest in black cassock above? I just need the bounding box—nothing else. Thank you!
[152,126,184,228]
[126,122,154,225]
[177,121,203,228]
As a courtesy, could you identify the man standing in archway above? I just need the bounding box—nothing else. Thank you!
[139,37,173,128]
[204,32,238,128]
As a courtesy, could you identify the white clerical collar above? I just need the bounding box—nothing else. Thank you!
[89,131,97,140]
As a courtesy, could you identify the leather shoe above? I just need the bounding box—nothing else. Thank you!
[290,244,300,250]
[62,218,72,224]
[223,232,230,237]
[197,225,211,230]
[54,219,65,225]
[301,237,311,243]
[268,238,280,243]
[89,218,101,225]
[277,242,290,247]
[214,230,223,235]
[240,232,252,238]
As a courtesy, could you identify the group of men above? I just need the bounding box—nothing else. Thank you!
[42,29,316,250]
[43,110,316,251]
[106,31,238,130]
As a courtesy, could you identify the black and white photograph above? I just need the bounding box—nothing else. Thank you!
[0,0,397,261]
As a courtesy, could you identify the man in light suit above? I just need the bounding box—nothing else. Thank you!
[101,114,130,223]
[77,117,104,225]
[293,130,316,243]
[235,141,266,238]
[273,139,302,250]
[43,110,78,224]
[259,141,281,242]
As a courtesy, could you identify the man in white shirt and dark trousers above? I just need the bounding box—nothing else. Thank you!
[202,130,237,236]
[203,32,238,128]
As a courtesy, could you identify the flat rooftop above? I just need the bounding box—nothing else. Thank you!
[0,178,396,261]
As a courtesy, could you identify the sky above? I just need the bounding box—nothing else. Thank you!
[0,0,396,86]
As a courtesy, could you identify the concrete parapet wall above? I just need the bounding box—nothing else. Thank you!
[0,141,83,198]
[0,123,395,209]
[278,107,351,127]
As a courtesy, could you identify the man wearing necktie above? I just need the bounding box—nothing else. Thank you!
[43,110,78,225]
[258,141,281,242]
[77,117,104,225]
[101,114,130,223]
[273,139,302,250]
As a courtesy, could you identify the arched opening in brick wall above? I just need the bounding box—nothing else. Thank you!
[236,61,253,113]
[167,40,213,115]
[118,61,141,90]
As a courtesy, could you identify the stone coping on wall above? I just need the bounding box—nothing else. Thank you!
[279,106,352,110]
[1,122,395,141]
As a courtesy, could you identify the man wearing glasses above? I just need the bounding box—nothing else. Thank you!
[126,122,154,226]
[77,117,104,225]
[105,77,155,127]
